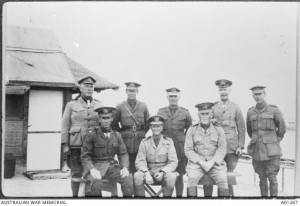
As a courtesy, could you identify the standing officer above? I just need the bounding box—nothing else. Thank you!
[112,82,150,174]
[185,102,229,197]
[134,114,178,197]
[157,87,192,197]
[61,76,102,197]
[203,79,245,196]
[81,107,133,197]
[246,86,286,197]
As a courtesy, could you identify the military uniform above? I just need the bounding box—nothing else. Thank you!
[134,134,178,197]
[247,101,286,196]
[81,127,133,196]
[157,106,192,196]
[211,100,245,195]
[112,100,150,173]
[61,96,102,196]
[185,123,228,197]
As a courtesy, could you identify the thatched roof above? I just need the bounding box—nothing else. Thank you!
[65,55,119,92]
[5,25,119,91]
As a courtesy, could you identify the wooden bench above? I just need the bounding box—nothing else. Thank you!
[72,177,118,197]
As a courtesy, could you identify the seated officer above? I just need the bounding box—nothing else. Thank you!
[134,115,178,197]
[81,107,133,197]
[184,102,229,197]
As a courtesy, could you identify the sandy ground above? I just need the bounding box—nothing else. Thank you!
[1,157,294,198]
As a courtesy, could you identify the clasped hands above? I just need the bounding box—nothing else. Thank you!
[145,171,164,184]
[198,160,215,172]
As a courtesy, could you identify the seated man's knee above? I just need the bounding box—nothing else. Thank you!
[90,179,103,196]
[133,171,145,186]
[164,172,177,187]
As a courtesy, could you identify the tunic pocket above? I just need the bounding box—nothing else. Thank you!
[261,114,276,130]
[95,142,106,156]
[69,127,82,147]
[250,115,258,130]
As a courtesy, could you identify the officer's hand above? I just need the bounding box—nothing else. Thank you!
[211,118,219,126]
[154,172,164,182]
[206,160,215,171]
[62,160,70,172]
[236,147,243,156]
[90,168,102,179]
[63,144,70,155]
[120,167,129,178]
[145,172,154,185]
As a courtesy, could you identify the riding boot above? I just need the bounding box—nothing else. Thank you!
[269,182,278,197]
[217,187,229,197]
[203,185,213,197]
[187,187,198,197]
[259,178,269,197]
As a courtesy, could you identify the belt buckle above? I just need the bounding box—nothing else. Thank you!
[132,125,137,132]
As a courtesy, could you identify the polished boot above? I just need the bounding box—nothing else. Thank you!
[217,188,229,197]
[228,185,234,197]
[203,185,213,197]
[134,185,145,197]
[71,181,80,197]
[162,185,174,197]
[269,182,278,197]
[175,175,184,197]
[187,187,198,197]
[259,178,269,197]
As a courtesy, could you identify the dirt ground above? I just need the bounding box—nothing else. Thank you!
[1,157,293,198]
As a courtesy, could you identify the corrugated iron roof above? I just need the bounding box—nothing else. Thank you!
[5,25,119,91]
[6,25,62,52]
[65,55,119,91]
[6,50,75,87]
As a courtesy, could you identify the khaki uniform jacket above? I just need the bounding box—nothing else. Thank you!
[81,128,129,177]
[157,106,192,160]
[112,100,150,154]
[61,97,102,148]
[212,100,245,154]
[184,124,227,170]
[246,101,286,161]
[135,136,178,174]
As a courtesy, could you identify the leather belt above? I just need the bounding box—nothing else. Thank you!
[121,124,145,132]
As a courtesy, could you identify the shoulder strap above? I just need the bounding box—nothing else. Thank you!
[122,102,140,125]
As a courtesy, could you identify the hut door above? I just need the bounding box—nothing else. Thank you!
[26,90,63,172]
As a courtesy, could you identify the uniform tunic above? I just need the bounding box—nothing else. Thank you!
[246,101,286,161]
[81,128,133,196]
[212,100,245,154]
[112,100,150,154]
[135,135,178,174]
[134,135,178,197]
[184,124,228,188]
[157,106,192,162]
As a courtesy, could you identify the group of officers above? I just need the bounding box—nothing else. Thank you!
[61,76,286,198]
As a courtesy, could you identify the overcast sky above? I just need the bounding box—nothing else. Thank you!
[5,2,297,122]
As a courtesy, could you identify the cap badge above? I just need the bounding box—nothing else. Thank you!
[129,83,135,87]
[103,109,108,114]
[154,117,159,122]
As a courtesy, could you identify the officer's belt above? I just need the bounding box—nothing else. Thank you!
[121,125,145,132]
[148,162,167,169]
[251,130,277,136]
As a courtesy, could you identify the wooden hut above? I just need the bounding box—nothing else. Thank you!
[4,25,119,172]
